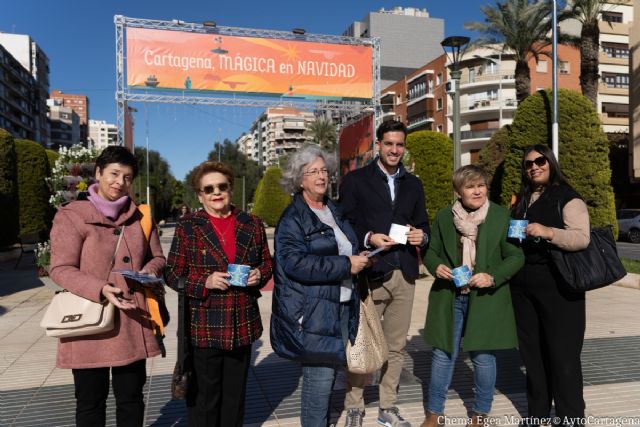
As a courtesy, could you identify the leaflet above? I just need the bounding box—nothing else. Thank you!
[112,269,164,284]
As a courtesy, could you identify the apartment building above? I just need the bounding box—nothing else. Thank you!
[0,33,49,145]
[631,0,639,180]
[50,90,90,144]
[343,6,444,89]
[47,99,80,149]
[88,119,118,151]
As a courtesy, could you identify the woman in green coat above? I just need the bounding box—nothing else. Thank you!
[420,165,524,427]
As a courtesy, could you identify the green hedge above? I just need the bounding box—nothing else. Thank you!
[0,129,19,246]
[406,130,453,223]
[15,139,53,237]
[251,167,291,227]
[502,89,617,235]
[478,125,511,203]
[45,149,59,170]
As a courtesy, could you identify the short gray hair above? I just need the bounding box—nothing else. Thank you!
[280,145,337,194]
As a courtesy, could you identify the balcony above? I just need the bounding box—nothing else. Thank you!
[598,82,628,96]
[460,72,516,87]
[407,116,433,130]
[461,98,517,114]
[599,52,629,66]
[599,113,629,127]
[460,129,498,142]
[406,92,434,107]
[599,20,630,36]
[282,122,306,130]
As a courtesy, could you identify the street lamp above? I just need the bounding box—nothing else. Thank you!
[473,52,503,128]
[441,35,470,171]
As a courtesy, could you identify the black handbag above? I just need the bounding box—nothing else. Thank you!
[171,277,192,400]
[550,226,626,292]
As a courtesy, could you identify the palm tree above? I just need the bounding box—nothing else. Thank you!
[465,0,554,104]
[306,117,337,150]
[562,0,626,108]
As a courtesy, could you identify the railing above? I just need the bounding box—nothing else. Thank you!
[462,98,517,111]
[460,129,498,140]
[460,72,515,85]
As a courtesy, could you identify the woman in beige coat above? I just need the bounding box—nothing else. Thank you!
[49,146,166,427]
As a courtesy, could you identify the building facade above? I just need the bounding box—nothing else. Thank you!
[88,119,118,151]
[47,99,80,149]
[631,0,640,180]
[50,90,90,144]
[239,107,315,166]
[0,33,49,145]
[343,7,444,89]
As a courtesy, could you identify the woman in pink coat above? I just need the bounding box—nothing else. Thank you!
[49,146,166,427]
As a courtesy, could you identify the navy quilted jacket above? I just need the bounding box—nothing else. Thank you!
[270,194,360,365]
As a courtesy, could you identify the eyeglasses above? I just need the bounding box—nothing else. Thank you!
[199,183,230,194]
[303,168,329,176]
[524,156,547,170]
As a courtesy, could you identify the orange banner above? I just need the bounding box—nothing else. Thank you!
[339,114,375,177]
[126,28,373,100]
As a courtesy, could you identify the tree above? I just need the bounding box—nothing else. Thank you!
[406,131,453,223]
[465,0,553,103]
[0,129,19,246]
[478,125,511,203]
[501,89,617,234]
[15,139,53,237]
[134,147,178,221]
[306,118,337,150]
[252,167,291,227]
[561,0,626,107]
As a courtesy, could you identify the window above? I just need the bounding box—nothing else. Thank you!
[469,67,476,83]
[601,102,628,118]
[601,11,623,23]
[437,98,443,110]
[437,125,443,133]
[602,42,629,59]
[436,73,443,86]
[559,61,570,74]
[602,72,629,89]
[536,60,548,73]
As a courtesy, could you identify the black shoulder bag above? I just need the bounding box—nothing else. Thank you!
[549,202,626,292]
[171,277,192,399]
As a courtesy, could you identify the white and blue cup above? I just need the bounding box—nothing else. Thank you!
[228,264,251,287]
[508,219,529,240]
[452,265,472,288]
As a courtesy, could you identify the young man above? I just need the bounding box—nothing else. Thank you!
[340,121,430,427]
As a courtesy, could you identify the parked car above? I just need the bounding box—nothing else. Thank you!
[617,209,640,244]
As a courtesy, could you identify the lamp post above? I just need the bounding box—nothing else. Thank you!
[441,36,470,171]
[552,0,559,162]
[474,52,503,128]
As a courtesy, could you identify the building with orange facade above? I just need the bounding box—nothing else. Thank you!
[50,90,90,144]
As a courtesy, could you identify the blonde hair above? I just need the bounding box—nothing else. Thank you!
[452,165,490,194]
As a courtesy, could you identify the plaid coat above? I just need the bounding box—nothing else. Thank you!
[166,208,273,349]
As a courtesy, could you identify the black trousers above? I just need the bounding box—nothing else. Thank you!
[72,359,147,427]
[511,263,586,420]
[187,345,251,427]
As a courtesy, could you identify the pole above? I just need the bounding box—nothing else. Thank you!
[451,69,462,171]
[498,51,503,128]
[552,0,559,162]
[145,105,150,205]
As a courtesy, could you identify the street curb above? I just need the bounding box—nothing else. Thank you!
[613,272,640,290]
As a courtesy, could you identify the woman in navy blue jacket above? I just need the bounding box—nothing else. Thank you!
[270,146,370,427]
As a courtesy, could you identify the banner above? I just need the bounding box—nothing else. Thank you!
[339,114,375,177]
[126,28,373,100]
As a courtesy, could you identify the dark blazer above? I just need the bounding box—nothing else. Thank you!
[165,208,273,350]
[423,202,524,353]
[270,194,360,365]
[339,159,430,281]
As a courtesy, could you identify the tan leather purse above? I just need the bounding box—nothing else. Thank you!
[346,292,389,374]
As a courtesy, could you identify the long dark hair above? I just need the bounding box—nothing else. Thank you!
[512,144,570,217]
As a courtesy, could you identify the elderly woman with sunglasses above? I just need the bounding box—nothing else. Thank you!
[510,145,590,426]
[166,161,273,427]
[270,145,369,427]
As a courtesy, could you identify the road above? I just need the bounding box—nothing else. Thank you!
[617,241,640,260]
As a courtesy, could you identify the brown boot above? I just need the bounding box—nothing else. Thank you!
[420,411,444,427]
[467,412,488,427]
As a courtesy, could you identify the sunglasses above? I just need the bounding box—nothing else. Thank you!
[524,156,547,170]
[199,183,230,194]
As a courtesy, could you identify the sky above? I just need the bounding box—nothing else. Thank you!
[2,0,492,180]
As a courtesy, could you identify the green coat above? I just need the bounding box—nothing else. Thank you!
[423,202,524,353]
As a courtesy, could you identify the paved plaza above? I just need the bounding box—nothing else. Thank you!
[1,226,639,426]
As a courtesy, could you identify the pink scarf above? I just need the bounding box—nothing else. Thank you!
[87,183,130,220]
[451,199,490,269]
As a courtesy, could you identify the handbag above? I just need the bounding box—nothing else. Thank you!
[171,277,192,400]
[346,290,389,374]
[40,226,125,337]
[550,226,626,292]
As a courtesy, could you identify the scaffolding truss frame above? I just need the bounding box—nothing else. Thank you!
[114,15,381,144]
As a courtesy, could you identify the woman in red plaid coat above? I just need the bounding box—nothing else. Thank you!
[166,161,273,427]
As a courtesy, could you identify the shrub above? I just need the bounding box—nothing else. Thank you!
[0,129,19,246]
[45,149,59,170]
[478,125,511,203]
[15,139,53,237]
[406,130,453,223]
[251,167,291,227]
[502,89,617,235]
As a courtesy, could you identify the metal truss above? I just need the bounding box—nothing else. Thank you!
[114,15,381,145]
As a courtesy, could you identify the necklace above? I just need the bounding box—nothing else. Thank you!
[211,217,234,245]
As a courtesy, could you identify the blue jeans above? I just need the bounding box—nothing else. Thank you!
[427,294,496,415]
[300,303,350,427]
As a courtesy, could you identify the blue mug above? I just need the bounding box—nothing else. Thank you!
[452,265,472,288]
[508,219,529,240]
[228,264,251,287]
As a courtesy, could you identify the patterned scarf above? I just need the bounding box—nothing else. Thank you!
[451,199,490,269]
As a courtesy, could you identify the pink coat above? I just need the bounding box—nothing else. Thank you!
[49,199,166,369]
